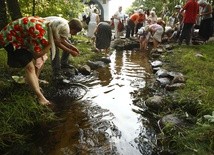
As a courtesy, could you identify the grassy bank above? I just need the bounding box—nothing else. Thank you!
[159,41,214,154]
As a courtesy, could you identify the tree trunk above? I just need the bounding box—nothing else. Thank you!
[32,0,36,16]
[0,0,8,30]
[6,0,22,20]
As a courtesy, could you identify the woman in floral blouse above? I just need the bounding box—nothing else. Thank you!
[0,16,81,105]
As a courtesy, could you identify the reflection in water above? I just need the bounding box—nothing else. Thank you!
[42,49,154,155]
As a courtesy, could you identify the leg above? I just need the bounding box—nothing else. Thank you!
[34,54,48,78]
[114,21,119,38]
[51,46,61,76]
[61,51,70,66]
[25,61,50,105]
[131,24,135,37]
[143,39,148,50]
[178,24,185,45]
[153,39,159,49]
[61,40,72,68]
[185,23,194,45]
[125,25,131,38]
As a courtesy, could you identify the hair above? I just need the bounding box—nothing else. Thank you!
[68,18,83,32]
[94,8,98,13]
[198,0,207,5]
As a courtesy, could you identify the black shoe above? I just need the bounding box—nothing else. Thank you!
[61,64,74,69]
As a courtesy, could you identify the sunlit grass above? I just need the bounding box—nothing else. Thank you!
[162,42,214,154]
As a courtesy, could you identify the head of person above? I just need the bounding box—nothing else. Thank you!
[174,5,181,11]
[198,0,207,7]
[94,8,98,14]
[157,18,165,27]
[150,10,156,17]
[118,6,122,12]
[68,18,83,35]
[147,18,152,24]
[138,9,144,16]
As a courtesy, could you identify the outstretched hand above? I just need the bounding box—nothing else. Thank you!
[70,49,79,57]
[70,45,80,54]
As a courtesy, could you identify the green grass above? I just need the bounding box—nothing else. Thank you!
[161,42,214,154]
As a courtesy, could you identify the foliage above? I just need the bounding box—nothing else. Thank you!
[131,0,185,17]
[18,0,85,20]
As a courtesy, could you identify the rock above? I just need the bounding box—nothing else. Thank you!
[151,60,163,68]
[156,48,165,53]
[165,44,174,50]
[195,53,206,60]
[145,95,164,111]
[87,60,106,70]
[160,114,184,128]
[171,75,185,84]
[156,77,171,87]
[167,71,183,79]
[165,83,185,91]
[112,38,140,50]
[153,67,161,73]
[78,65,91,75]
[155,68,169,78]
[98,57,111,64]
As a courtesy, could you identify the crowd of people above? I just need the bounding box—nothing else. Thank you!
[110,0,213,51]
[0,0,213,106]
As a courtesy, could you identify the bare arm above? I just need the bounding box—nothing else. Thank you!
[55,38,79,57]
[96,15,100,24]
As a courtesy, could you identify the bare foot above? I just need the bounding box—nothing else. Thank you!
[38,99,51,106]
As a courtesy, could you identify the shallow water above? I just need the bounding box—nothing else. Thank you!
[41,49,156,155]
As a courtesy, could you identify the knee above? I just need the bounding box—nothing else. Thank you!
[25,61,35,73]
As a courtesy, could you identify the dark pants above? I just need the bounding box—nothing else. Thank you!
[125,19,135,38]
[51,40,72,75]
[199,18,213,41]
[4,44,33,68]
[179,23,194,45]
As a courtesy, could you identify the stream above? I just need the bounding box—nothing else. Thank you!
[39,49,157,155]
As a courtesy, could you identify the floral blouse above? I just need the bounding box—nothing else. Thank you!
[0,16,49,54]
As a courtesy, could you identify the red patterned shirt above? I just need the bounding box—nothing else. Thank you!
[0,16,49,54]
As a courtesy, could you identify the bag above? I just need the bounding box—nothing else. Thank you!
[118,21,124,32]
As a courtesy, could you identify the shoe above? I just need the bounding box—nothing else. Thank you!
[61,64,74,69]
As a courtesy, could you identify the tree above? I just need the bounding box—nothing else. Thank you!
[0,0,8,30]
[0,0,22,30]
[18,0,85,20]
